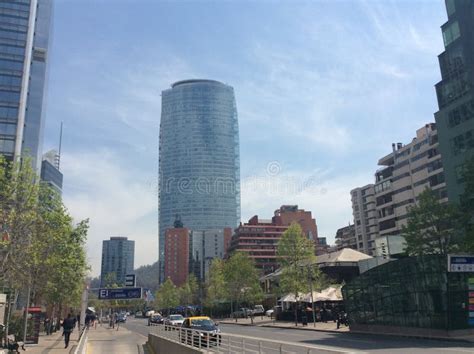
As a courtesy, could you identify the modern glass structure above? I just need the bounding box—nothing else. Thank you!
[0,0,53,170]
[343,255,474,333]
[159,79,240,281]
[434,0,474,202]
[100,237,135,287]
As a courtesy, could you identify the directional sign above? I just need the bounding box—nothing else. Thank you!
[448,255,474,272]
[125,274,136,287]
[98,288,142,300]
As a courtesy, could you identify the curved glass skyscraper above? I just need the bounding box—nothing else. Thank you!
[159,79,240,277]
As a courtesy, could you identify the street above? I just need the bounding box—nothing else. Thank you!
[123,317,474,354]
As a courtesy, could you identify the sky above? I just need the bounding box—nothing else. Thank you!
[42,0,447,276]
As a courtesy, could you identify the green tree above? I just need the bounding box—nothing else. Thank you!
[204,259,228,316]
[0,156,39,288]
[178,274,199,315]
[155,278,179,315]
[277,222,316,326]
[224,252,263,322]
[402,188,463,256]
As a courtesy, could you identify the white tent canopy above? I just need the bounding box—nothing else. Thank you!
[279,286,343,303]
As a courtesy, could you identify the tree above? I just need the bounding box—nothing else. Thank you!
[178,274,199,315]
[204,259,228,316]
[277,222,316,326]
[224,252,263,322]
[155,278,179,314]
[402,188,463,256]
[0,156,39,288]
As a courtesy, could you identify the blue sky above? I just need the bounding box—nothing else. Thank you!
[42,0,447,275]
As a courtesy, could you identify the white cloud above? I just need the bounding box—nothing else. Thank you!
[61,149,158,276]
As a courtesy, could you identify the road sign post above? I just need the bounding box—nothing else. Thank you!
[125,274,136,287]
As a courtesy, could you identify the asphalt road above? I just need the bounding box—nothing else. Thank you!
[123,316,474,354]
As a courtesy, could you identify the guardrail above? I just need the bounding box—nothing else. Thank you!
[73,327,88,354]
[149,324,351,354]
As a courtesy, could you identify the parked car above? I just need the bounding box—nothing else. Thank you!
[148,314,164,326]
[265,309,274,317]
[135,311,143,318]
[253,305,265,316]
[117,313,127,323]
[180,316,221,347]
[145,310,155,318]
[231,308,252,318]
[165,314,185,328]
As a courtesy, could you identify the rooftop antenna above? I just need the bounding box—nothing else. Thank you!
[58,121,63,170]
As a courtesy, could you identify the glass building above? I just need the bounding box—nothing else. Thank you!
[100,237,135,287]
[434,0,474,202]
[159,79,240,281]
[0,0,53,170]
[343,255,473,333]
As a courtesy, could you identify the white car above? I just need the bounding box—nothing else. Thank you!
[165,314,184,327]
[265,309,274,317]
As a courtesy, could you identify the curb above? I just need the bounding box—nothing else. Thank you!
[348,329,474,344]
[221,321,348,334]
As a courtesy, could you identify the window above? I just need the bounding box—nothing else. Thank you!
[446,0,456,16]
[447,99,474,128]
[442,21,460,47]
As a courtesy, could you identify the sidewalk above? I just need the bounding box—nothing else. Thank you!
[219,317,349,333]
[23,328,81,354]
[86,323,147,354]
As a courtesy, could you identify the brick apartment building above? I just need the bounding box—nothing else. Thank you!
[227,205,319,274]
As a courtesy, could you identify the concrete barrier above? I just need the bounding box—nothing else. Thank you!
[147,333,205,354]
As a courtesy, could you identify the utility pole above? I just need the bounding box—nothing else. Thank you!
[308,265,316,327]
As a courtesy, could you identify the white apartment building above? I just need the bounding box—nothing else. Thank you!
[350,123,446,257]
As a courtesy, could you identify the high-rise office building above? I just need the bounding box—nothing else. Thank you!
[100,237,135,287]
[40,149,63,193]
[434,0,474,202]
[159,79,240,281]
[0,0,53,170]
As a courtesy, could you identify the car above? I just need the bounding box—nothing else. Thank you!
[253,305,265,316]
[145,310,155,318]
[180,316,221,347]
[117,313,127,323]
[165,314,185,328]
[265,309,274,317]
[135,311,143,318]
[231,308,252,318]
[148,314,164,326]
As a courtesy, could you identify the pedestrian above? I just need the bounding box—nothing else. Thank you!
[62,314,75,349]
[44,317,50,335]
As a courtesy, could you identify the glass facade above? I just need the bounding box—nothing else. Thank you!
[434,0,474,202]
[40,159,63,193]
[343,255,473,331]
[159,79,240,280]
[100,237,135,287]
[0,0,52,169]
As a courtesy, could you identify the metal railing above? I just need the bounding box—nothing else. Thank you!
[73,327,88,354]
[150,324,350,354]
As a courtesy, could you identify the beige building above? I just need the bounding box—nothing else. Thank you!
[351,184,377,256]
[334,224,356,251]
[374,123,446,257]
[350,123,446,257]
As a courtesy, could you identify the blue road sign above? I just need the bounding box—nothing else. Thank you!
[448,255,474,272]
[98,288,142,300]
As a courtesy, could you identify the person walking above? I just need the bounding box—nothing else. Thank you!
[62,314,75,349]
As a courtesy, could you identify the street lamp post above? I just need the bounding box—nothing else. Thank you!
[307,265,316,327]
